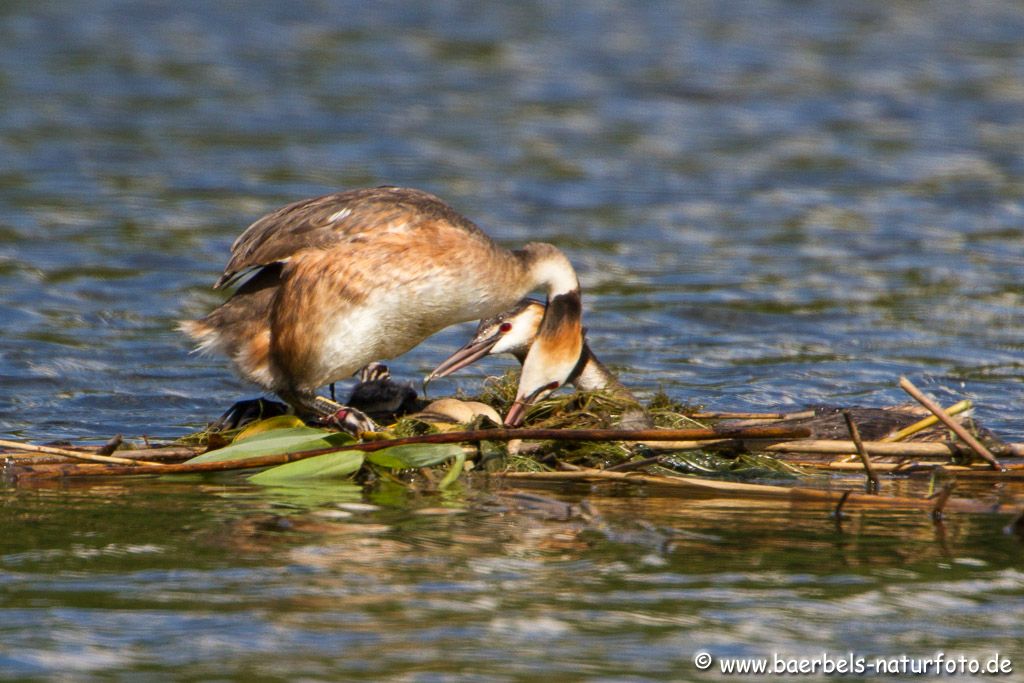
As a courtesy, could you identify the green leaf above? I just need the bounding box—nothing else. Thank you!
[185,427,354,464]
[438,449,467,490]
[234,414,307,440]
[365,443,466,469]
[248,450,365,485]
[365,443,467,489]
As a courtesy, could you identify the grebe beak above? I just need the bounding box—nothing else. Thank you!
[424,331,503,383]
[503,381,560,427]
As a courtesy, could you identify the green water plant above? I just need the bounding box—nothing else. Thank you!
[185,421,471,489]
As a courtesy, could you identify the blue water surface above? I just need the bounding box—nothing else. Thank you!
[1,2,1023,680]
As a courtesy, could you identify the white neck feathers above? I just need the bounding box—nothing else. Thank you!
[518,242,579,297]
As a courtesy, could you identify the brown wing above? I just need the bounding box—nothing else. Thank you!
[214,186,490,289]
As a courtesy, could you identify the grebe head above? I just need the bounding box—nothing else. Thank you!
[504,244,584,426]
[425,299,545,382]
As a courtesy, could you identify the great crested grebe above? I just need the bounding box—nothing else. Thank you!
[427,298,645,407]
[181,187,583,429]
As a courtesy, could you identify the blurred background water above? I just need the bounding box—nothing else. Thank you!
[1,1,1023,680]
[1,0,1022,442]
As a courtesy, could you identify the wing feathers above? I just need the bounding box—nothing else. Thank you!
[215,187,488,288]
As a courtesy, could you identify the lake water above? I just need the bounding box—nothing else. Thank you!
[1,1,1023,680]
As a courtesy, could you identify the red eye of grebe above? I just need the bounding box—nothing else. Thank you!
[499,322,512,333]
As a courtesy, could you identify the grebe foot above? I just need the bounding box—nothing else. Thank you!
[357,361,392,383]
[309,395,380,435]
[318,406,379,435]
[211,397,288,431]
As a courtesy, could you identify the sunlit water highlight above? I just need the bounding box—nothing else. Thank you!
[1,1,1023,680]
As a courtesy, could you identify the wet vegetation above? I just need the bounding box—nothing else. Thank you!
[4,372,1022,525]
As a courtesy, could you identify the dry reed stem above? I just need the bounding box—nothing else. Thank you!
[766,440,966,457]
[843,410,879,492]
[785,460,1024,480]
[7,424,811,480]
[495,468,1013,513]
[794,460,973,473]
[0,438,164,466]
[689,410,816,421]
[898,377,1001,470]
[0,446,202,465]
[883,399,972,442]
[839,398,972,462]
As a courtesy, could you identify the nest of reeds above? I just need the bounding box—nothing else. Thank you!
[387,370,797,478]
[4,372,1022,525]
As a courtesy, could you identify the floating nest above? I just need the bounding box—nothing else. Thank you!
[3,371,1022,523]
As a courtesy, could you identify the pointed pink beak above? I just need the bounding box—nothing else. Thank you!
[425,331,502,383]
[503,381,560,427]
[504,400,527,427]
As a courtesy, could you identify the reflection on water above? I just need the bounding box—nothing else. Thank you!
[2,0,1024,679]
[1,480,1022,679]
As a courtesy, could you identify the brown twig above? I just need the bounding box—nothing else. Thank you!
[0,438,164,466]
[604,455,664,472]
[842,410,879,493]
[97,434,124,456]
[688,411,815,421]
[764,440,969,457]
[898,377,1001,470]
[494,468,1013,513]
[8,424,811,480]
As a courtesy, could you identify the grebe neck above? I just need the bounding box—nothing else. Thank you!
[515,242,579,298]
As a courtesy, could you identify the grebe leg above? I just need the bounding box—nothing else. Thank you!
[309,396,380,435]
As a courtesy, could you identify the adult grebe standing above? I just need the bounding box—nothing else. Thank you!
[181,187,583,429]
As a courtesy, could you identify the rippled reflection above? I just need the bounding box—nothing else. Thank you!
[1,480,1021,679]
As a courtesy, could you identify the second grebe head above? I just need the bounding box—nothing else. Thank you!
[425,299,545,382]
[505,284,584,426]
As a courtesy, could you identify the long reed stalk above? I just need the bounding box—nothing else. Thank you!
[8,424,810,480]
